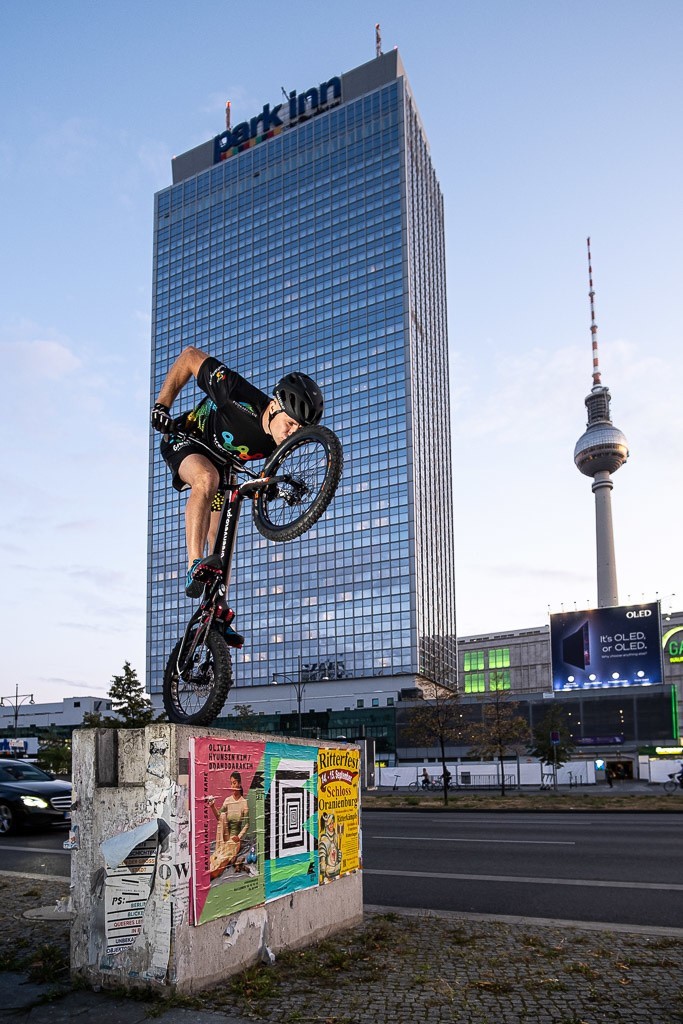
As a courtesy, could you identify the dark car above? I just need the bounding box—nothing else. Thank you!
[0,760,72,835]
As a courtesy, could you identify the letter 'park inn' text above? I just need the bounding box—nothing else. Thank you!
[213,77,342,162]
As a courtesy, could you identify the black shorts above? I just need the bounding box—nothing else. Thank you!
[159,436,228,504]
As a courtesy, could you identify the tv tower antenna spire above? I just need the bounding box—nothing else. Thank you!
[573,238,629,608]
[587,237,601,388]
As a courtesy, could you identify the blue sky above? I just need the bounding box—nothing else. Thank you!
[2,1,681,700]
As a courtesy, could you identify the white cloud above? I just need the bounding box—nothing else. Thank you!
[0,337,81,379]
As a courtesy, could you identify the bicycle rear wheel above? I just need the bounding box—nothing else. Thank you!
[253,425,343,542]
[163,625,232,725]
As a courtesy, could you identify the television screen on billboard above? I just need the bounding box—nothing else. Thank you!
[550,603,663,691]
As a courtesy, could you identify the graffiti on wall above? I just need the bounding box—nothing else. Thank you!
[189,738,361,925]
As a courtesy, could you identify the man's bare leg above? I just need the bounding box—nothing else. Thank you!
[177,454,220,567]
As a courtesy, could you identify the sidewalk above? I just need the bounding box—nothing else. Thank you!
[1,873,683,1023]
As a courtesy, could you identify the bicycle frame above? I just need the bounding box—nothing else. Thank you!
[174,447,290,669]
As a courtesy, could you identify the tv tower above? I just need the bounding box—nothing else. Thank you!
[573,238,629,607]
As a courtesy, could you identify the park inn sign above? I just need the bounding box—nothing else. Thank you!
[213,76,342,163]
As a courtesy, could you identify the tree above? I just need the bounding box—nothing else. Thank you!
[528,706,575,779]
[230,703,259,731]
[107,661,154,728]
[403,679,466,805]
[36,740,72,777]
[467,689,530,796]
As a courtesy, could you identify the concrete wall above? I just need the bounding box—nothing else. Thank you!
[70,724,363,993]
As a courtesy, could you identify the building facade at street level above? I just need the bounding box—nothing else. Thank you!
[0,695,115,733]
[147,49,456,703]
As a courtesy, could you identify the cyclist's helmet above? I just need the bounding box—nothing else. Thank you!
[273,372,324,426]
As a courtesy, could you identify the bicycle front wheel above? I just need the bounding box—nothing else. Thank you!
[163,625,232,725]
[253,425,343,542]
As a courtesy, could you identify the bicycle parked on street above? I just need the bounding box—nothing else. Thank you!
[162,422,343,725]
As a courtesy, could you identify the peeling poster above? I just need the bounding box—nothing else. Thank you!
[101,820,160,955]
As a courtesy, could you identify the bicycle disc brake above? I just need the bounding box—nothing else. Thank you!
[268,475,309,506]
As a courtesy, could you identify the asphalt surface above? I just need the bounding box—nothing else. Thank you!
[2,844,683,1022]
[362,809,683,927]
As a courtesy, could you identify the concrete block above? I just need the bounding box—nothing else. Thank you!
[70,725,363,993]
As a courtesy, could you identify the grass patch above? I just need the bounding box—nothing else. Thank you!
[0,941,68,983]
[564,961,601,980]
[228,964,280,1003]
[25,944,69,984]
[362,790,683,813]
[447,925,471,946]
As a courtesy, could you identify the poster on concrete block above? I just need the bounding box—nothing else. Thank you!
[189,737,265,925]
[264,741,318,901]
[103,836,157,954]
[317,747,361,884]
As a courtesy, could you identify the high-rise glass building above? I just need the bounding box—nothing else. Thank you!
[147,50,456,701]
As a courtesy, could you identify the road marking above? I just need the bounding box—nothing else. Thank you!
[369,834,575,846]
[0,845,70,855]
[365,868,683,891]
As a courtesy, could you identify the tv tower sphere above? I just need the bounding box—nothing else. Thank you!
[574,386,629,477]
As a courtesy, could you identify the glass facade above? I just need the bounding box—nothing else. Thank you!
[147,53,456,701]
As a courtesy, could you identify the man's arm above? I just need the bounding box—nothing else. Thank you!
[156,346,209,408]
[151,347,209,433]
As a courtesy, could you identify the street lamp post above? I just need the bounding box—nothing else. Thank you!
[0,684,35,738]
[271,670,307,735]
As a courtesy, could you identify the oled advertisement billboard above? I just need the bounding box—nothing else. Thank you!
[550,603,663,691]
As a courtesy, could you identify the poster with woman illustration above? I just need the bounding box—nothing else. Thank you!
[189,737,265,924]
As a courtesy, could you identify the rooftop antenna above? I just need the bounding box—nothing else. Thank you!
[281,86,288,101]
[225,101,231,131]
[375,23,382,58]
[587,237,601,388]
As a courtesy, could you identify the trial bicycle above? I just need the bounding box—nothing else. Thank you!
[162,422,343,725]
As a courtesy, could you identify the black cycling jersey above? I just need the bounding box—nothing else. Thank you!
[179,357,276,464]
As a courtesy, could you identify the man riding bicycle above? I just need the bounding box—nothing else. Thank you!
[151,345,324,603]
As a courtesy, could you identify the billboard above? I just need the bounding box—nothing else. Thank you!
[550,603,663,691]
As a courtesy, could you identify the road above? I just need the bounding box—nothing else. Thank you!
[1,812,681,929]
[362,810,683,928]
[0,829,70,879]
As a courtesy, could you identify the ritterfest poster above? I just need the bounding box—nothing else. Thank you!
[189,737,265,924]
[317,747,361,883]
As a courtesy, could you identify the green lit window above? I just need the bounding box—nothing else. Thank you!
[464,651,485,672]
[489,670,511,691]
[489,647,510,669]
[464,672,486,693]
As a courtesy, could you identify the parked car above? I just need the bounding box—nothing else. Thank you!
[0,759,72,835]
